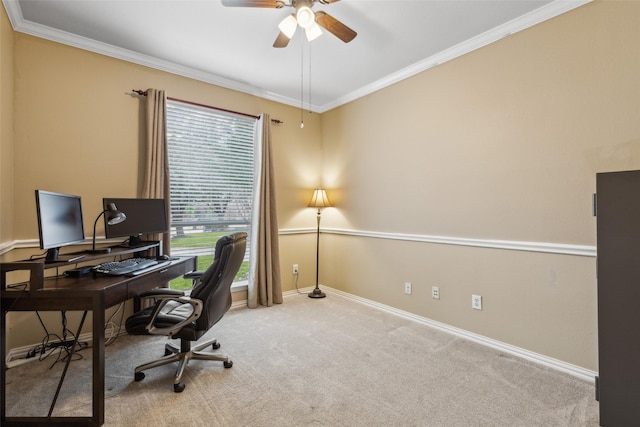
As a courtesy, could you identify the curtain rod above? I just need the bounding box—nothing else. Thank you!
[132,89,283,125]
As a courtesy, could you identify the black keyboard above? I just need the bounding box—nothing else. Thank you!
[92,258,158,276]
[126,260,171,276]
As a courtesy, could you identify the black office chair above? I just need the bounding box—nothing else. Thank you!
[125,231,247,392]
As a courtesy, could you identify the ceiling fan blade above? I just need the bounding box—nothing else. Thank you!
[273,31,291,48]
[315,11,357,43]
[221,0,285,8]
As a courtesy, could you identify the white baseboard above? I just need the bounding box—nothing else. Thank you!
[8,286,596,384]
[321,286,598,384]
[5,331,95,369]
[5,293,287,368]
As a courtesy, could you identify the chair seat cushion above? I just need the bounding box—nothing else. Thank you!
[125,300,204,341]
[124,232,247,348]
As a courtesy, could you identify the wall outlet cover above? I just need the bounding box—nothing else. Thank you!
[472,294,482,310]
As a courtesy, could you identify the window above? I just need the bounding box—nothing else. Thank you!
[166,100,256,290]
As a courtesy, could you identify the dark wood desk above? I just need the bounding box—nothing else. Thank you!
[1,254,197,426]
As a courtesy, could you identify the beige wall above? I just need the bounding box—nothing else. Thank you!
[3,0,640,372]
[320,0,640,371]
[11,35,321,241]
[0,6,14,244]
[1,22,323,348]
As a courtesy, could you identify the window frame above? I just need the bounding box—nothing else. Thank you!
[165,99,257,291]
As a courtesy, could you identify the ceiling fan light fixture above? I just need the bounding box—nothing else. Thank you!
[296,5,315,29]
[278,14,298,38]
[305,21,322,41]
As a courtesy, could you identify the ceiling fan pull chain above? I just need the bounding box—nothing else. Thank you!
[308,41,312,115]
[300,40,305,129]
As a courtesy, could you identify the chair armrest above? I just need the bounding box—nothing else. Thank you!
[184,270,206,290]
[183,270,204,280]
[144,295,203,336]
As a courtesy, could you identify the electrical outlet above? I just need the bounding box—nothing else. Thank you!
[432,286,440,300]
[292,264,299,275]
[405,282,412,295]
[472,294,482,310]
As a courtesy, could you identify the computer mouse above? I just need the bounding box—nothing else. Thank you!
[157,254,171,261]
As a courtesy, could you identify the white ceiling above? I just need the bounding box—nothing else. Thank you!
[3,0,589,112]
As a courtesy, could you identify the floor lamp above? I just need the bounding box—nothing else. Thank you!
[308,188,332,298]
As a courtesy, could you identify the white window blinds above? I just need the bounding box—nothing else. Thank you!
[166,100,256,278]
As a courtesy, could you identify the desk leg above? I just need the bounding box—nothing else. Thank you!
[93,293,106,426]
[49,311,88,417]
[1,307,7,422]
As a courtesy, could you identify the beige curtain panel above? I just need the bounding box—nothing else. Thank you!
[248,114,283,308]
[142,88,171,254]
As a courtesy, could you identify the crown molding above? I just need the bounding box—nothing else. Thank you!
[3,0,591,113]
[318,0,592,112]
[1,0,299,108]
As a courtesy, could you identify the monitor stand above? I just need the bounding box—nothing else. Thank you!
[44,248,60,264]
[44,247,60,263]
[128,234,143,247]
[44,247,85,263]
[118,235,158,249]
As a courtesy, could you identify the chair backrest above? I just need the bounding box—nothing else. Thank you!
[190,232,247,331]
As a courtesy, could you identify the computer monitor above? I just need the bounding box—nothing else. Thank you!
[35,190,86,263]
[102,198,168,247]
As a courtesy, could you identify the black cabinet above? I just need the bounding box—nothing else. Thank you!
[596,169,640,426]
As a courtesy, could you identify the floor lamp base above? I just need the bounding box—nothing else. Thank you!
[308,287,326,299]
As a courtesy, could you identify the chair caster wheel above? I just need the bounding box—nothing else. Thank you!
[134,372,145,382]
[174,382,185,393]
[212,342,221,350]
[224,360,233,368]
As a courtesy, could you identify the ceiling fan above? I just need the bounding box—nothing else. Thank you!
[221,0,357,48]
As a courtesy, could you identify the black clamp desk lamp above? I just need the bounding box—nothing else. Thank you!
[87,203,126,254]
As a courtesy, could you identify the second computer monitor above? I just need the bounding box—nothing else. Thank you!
[103,198,168,247]
[35,189,86,262]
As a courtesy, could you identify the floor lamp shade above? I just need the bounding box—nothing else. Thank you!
[308,188,332,209]
[308,189,331,299]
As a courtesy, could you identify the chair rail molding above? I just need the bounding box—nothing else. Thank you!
[4,229,596,258]
[278,228,596,258]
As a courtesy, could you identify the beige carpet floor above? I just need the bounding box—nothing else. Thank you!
[5,291,599,426]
